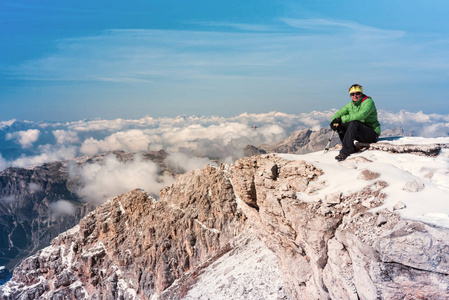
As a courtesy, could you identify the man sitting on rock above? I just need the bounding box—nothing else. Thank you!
[330,84,381,161]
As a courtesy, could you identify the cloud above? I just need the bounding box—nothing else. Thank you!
[80,129,152,155]
[68,154,174,204]
[281,18,406,38]
[78,120,288,162]
[378,110,449,137]
[0,195,15,203]
[165,152,218,173]
[5,129,40,148]
[53,130,79,144]
[3,17,449,120]
[12,144,77,168]
[28,183,42,193]
[0,154,8,171]
[0,119,16,130]
[192,21,275,32]
[1,110,449,172]
[50,200,76,217]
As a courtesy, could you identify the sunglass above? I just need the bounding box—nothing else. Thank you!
[350,92,362,96]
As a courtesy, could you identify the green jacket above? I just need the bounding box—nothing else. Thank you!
[332,96,381,135]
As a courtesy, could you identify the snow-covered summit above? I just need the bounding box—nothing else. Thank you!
[280,136,449,228]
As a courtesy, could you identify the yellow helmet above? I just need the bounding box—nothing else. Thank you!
[349,84,363,94]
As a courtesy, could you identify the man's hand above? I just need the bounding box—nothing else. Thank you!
[330,117,342,131]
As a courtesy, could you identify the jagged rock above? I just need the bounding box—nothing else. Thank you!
[393,201,407,211]
[324,192,342,206]
[2,154,449,300]
[1,164,245,299]
[356,142,447,156]
[258,128,339,154]
[0,161,91,272]
[243,145,266,157]
[381,127,412,137]
[376,213,388,226]
[0,150,175,274]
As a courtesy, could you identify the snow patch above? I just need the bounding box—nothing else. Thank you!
[279,137,449,228]
[184,234,286,299]
[194,219,220,234]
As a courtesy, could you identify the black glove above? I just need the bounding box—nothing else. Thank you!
[330,117,342,131]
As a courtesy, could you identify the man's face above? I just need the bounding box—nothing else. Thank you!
[350,92,362,102]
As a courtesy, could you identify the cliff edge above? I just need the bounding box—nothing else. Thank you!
[2,144,449,299]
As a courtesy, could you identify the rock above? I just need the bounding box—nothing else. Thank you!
[3,154,449,300]
[257,128,339,155]
[0,150,174,273]
[243,145,266,157]
[358,169,380,181]
[393,201,406,211]
[305,181,326,195]
[376,214,388,227]
[324,192,342,206]
[403,179,425,192]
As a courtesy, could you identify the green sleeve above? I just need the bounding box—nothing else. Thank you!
[341,98,375,123]
[332,102,351,120]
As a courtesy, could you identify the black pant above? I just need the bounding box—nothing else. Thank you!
[337,121,378,155]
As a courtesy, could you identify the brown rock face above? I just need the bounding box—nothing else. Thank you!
[231,154,449,299]
[2,154,449,299]
[1,165,244,299]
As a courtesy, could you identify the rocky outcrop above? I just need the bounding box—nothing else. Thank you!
[231,154,449,299]
[247,127,413,157]
[257,128,339,155]
[0,161,91,272]
[1,165,245,299]
[2,154,449,299]
[0,150,172,273]
[356,141,449,156]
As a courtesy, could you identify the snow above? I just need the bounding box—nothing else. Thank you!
[194,219,221,234]
[81,241,106,258]
[279,137,449,228]
[183,232,287,300]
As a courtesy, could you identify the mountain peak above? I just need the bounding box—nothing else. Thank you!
[2,139,449,299]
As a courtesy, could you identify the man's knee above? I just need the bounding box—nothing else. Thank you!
[347,120,363,129]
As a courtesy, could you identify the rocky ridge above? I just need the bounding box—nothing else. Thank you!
[0,150,172,273]
[2,149,449,299]
[246,127,413,156]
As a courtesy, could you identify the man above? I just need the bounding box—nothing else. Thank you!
[330,84,381,161]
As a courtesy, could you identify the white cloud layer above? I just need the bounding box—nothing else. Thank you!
[12,145,77,168]
[0,110,448,207]
[0,110,448,174]
[68,154,175,204]
[53,130,79,144]
[5,129,40,148]
[165,152,218,173]
[50,200,76,217]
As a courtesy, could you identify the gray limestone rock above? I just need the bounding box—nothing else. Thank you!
[3,153,449,300]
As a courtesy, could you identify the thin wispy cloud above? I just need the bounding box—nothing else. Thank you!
[281,18,406,38]
[1,15,448,120]
[190,21,276,32]
[3,21,410,84]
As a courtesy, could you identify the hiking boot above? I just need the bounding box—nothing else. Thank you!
[335,153,349,161]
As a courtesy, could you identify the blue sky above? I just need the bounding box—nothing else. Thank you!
[1,0,449,121]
